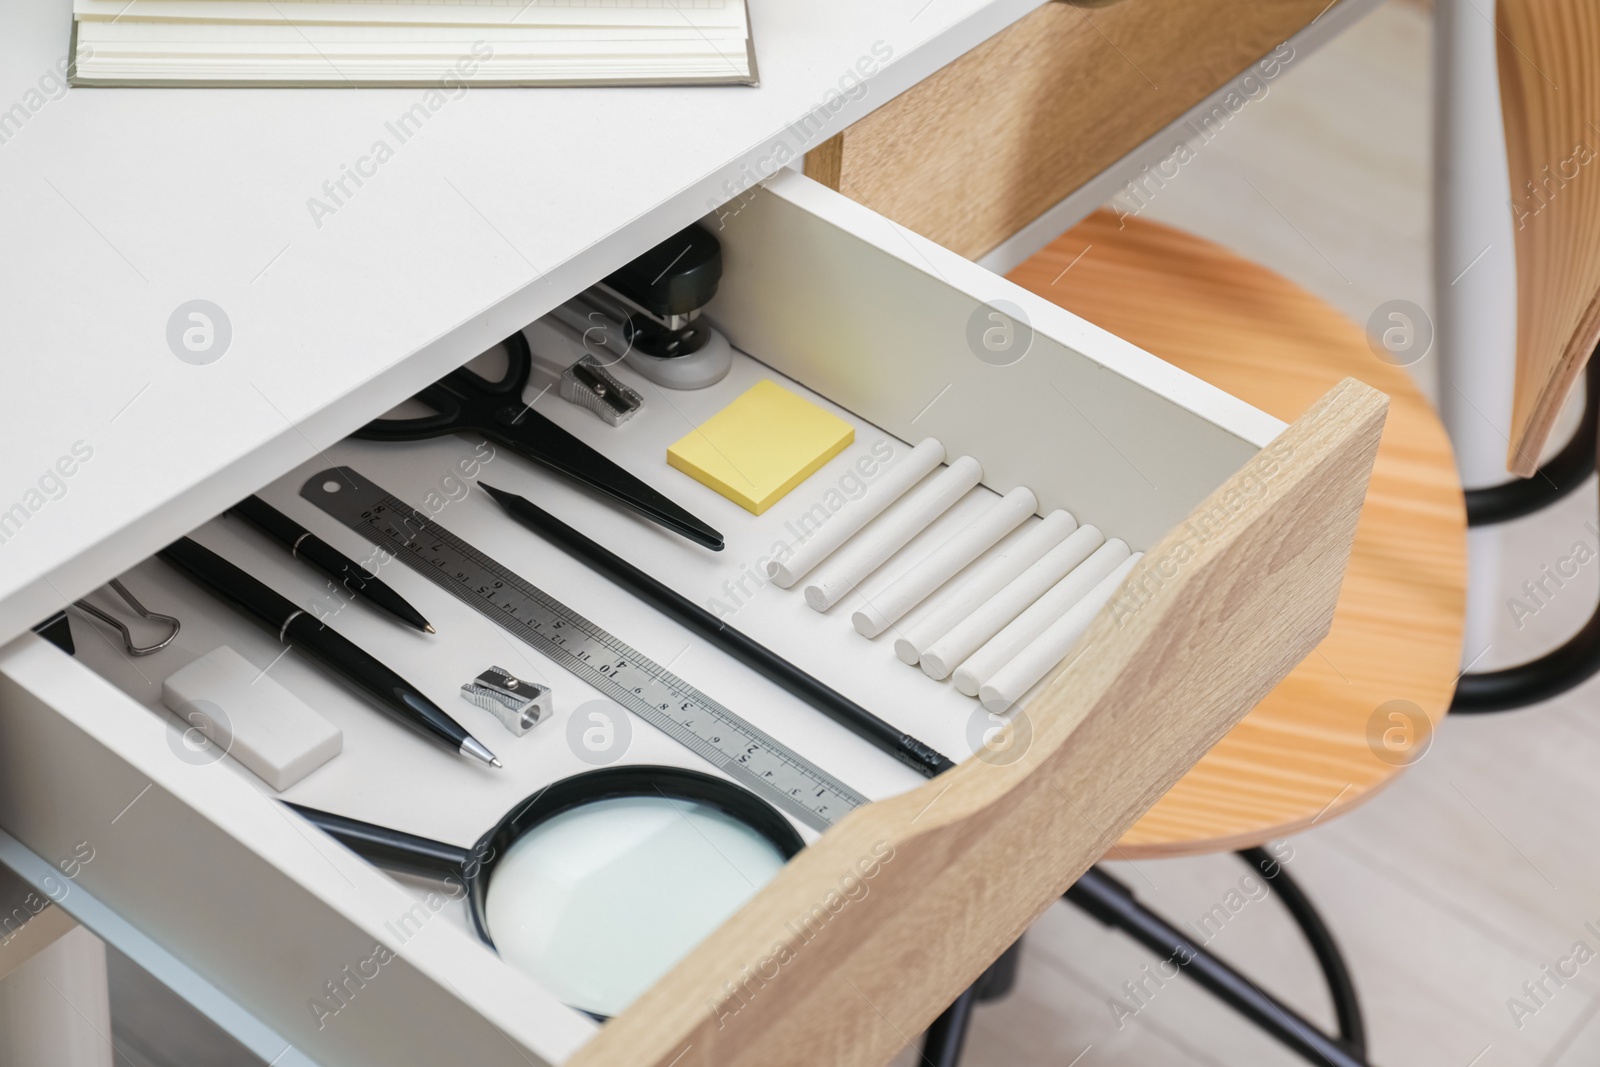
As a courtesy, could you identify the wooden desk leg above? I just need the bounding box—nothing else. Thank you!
[0,925,114,1067]
[0,897,78,983]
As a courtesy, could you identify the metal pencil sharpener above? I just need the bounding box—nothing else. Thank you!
[460,667,551,736]
[559,354,643,426]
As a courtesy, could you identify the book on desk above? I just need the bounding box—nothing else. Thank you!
[68,0,758,88]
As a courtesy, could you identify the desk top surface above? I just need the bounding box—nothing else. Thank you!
[0,0,1043,646]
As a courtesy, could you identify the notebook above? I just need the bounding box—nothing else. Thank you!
[69,0,758,88]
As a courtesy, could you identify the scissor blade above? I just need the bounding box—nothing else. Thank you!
[492,410,724,551]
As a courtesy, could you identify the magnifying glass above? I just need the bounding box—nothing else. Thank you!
[288,765,803,1018]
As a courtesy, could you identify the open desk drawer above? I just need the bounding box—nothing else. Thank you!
[0,170,1385,1067]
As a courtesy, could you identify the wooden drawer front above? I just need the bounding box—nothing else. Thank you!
[0,172,1384,1067]
[806,0,1334,260]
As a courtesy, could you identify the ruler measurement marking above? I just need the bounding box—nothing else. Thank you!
[305,472,864,830]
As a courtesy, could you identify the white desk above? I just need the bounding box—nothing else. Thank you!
[0,0,1047,647]
[0,3,1385,1063]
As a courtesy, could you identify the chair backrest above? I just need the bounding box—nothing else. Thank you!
[1498,0,1600,475]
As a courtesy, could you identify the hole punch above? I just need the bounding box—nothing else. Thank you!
[72,578,181,656]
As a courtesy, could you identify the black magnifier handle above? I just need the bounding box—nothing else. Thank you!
[286,802,472,882]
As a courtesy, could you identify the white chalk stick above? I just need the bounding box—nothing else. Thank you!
[852,487,1037,638]
[767,438,946,588]
[803,455,983,612]
[951,538,1130,696]
[921,524,1106,680]
[980,553,1143,713]
[894,510,1078,665]
[162,645,342,791]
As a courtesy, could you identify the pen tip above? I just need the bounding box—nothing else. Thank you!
[423,624,437,634]
[461,736,501,767]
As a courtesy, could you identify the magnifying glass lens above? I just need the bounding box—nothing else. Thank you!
[484,795,788,1017]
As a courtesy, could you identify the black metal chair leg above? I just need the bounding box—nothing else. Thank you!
[921,984,978,1067]
[1065,867,1373,1067]
[1462,345,1598,527]
[1452,352,1600,712]
[1238,847,1367,1056]
[973,938,1024,1002]
[920,939,1023,1066]
[919,867,1367,1067]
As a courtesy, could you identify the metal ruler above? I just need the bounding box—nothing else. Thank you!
[302,467,867,831]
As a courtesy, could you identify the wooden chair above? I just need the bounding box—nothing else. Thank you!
[1001,4,1600,1063]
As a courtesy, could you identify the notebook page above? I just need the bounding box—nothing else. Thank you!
[74,0,747,29]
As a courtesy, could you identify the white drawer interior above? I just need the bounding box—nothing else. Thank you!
[708,170,1283,549]
[0,173,1282,1065]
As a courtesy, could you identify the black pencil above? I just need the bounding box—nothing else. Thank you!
[478,482,953,779]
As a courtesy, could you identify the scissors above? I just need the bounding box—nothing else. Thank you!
[355,331,724,551]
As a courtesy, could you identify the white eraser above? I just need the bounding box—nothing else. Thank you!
[162,646,342,791]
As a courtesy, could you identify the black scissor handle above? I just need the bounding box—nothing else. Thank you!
[354,332,532,442]
[444,331,531,398]
[353,381,462,441]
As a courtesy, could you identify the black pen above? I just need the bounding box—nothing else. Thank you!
[231,496,435,634]
[479,482,953,778]
[158,537,499,768]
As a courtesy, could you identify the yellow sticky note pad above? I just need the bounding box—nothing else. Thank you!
[667,381,855,515]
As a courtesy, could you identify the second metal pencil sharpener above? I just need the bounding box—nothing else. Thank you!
[460,667,551,737]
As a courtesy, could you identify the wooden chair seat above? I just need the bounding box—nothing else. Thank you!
[1008,210,1468,857]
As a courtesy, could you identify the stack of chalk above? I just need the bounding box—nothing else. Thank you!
[763,438,1141,714]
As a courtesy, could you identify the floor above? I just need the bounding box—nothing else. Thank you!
[65,1,1600,1064]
